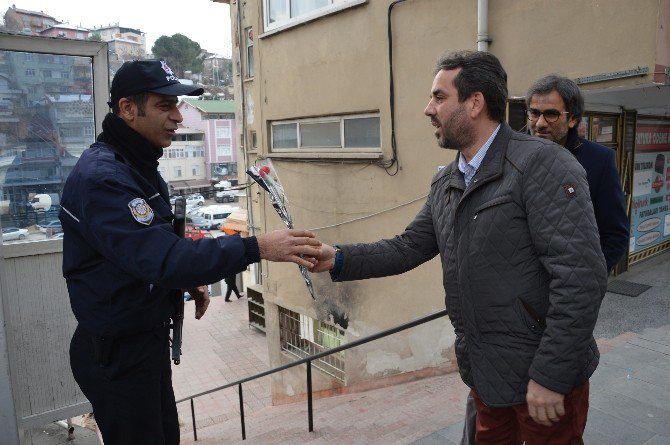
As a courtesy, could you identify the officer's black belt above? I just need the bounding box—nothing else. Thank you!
[84,321,171,367]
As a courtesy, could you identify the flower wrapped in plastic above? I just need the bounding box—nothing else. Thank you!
[247,159,316,299]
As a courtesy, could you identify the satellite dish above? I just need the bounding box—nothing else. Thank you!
[29,194,53,211]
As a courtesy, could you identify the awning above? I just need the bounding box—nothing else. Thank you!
[169,179,212,190]
[222,209,248,235]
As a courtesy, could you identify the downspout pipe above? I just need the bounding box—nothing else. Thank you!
[234,1,259,284]
[477,0,490,52]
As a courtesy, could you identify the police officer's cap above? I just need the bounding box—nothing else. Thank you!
[109,59,204,107]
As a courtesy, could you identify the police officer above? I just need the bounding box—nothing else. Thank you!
[60,60,321,444]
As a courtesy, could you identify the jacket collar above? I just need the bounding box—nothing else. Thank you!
[432,122,512,193]
[466,122,512,192]
[564,127,583,154]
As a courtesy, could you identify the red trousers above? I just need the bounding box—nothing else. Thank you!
[471,381,589,445]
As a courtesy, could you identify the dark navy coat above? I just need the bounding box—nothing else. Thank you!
[565,129,629,271]
[60,142,257,338]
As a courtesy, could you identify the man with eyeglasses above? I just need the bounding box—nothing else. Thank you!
[526,74,629,272]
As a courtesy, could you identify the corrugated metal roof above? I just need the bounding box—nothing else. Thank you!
[180,98,235,114]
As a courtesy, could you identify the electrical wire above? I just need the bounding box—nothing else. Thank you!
[376,0,409,176]
[307,192,428,231]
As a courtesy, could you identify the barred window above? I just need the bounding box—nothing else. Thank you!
[278,306,345,381]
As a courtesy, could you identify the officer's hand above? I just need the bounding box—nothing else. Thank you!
[187,285,210,319]
[257,230,321,269]
[526,379,565,426]
[310,243,337,273]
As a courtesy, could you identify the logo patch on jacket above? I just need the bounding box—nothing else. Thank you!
[128,198,154,225]
[563,183,576,198]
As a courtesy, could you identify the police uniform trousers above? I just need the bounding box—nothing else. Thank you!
[70,324,179,445]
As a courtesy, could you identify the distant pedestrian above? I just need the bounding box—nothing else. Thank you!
[224,274,244,301]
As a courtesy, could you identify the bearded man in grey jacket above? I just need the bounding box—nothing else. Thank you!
[312,51,607,444]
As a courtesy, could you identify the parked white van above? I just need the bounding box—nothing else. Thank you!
[195,205,238,230]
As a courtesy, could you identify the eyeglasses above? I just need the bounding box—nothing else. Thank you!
[527,109,570,123]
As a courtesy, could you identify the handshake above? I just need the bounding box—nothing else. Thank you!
[190,229,333,321]
[256,229,336,273]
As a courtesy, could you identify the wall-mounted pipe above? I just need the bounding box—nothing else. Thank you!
[477,0,490,51]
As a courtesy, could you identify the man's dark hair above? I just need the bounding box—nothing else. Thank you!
[111,92,150,116]
[434,50,508,122]
[525,74,584,121]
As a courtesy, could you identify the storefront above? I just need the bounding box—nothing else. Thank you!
[510,98,670,270]
[629,118,670,263]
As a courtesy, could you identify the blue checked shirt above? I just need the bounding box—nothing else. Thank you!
[458,124,501,188]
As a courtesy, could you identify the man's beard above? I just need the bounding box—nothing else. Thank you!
[436,104,475,150]
[530,124,568,145]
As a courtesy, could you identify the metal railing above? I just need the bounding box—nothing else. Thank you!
[176,308,449,441]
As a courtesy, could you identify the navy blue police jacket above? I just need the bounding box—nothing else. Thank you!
[60,142,259,338]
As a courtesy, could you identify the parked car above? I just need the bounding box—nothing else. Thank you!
[186,215,211,230]
[186,204,201,215]
[215,189,237,203]
[37,220,63,234]
[185,194,204,206]
[2,227,28,241]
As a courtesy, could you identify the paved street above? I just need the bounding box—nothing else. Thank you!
[417,250,670,445]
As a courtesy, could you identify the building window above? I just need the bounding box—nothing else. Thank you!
[167,148,185,159]
[271,114,381,153]
[188,147,204,158]
[192,165,200,176]
[174,166,182,177]
[216,126,231,138]
[84,126,94,137]
[217,143,232,157]
[25,68,35,76]
[61,71,70,79]
[278,306,345,381]
[158,167,166,178]
[264,0,363,32]
[245,27,254,78]
[42,70,52,78]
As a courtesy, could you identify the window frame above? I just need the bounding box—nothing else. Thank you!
[262,0,367,36]
[244,27,254,79]
[270,112,382,156]
[217,142,232,157]
[216,126,231,139]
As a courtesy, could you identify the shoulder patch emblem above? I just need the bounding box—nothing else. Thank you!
[563,183,576,198]
[128,198,154,225]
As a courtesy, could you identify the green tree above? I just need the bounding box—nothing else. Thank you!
[88,32,102,42]
[151,34,204,77]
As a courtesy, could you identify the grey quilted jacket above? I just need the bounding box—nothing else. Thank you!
[335,124,608,407]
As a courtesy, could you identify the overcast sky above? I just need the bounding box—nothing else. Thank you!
[0,0,233,57]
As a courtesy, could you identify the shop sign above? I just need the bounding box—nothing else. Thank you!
[630,121,670,252]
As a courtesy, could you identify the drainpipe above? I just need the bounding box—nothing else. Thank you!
[477,0,490,52]
[234,0,260,285]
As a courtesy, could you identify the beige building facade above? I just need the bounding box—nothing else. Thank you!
[215,0,670,403]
